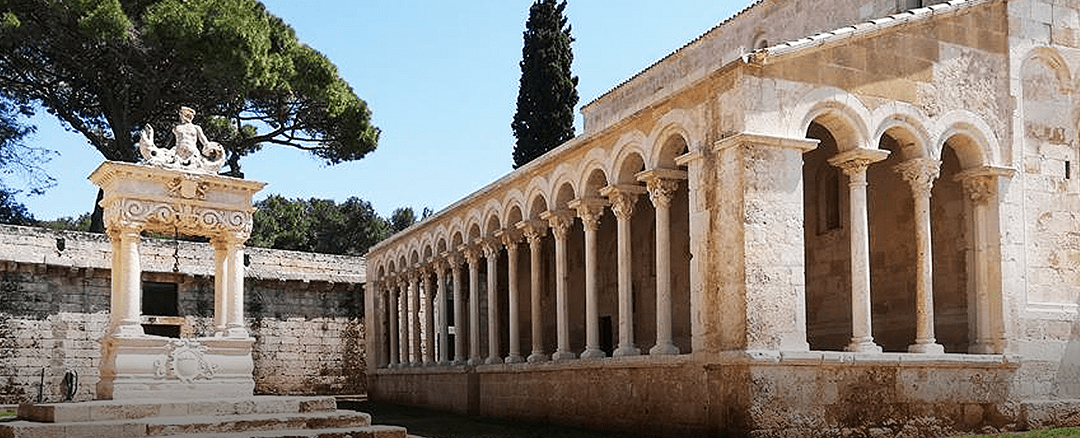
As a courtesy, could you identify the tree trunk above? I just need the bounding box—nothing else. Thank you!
[89,188,106,233]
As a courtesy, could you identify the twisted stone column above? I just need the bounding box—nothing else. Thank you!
[896,158,945,354]
[829,149,889,353]
[601,185,645,357]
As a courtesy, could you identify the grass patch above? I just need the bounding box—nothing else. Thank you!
[0,409,14,421]
[339,400,653,438]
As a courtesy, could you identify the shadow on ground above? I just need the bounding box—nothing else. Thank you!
[339,400,654,438]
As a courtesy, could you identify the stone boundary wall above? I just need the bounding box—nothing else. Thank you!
[0,224,367,403]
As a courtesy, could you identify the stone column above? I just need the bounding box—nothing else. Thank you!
[829,148,889,353]
[107,224,145,337]
[958,169,1009,354]
[451,255,466,364]
[896,158,945,354]
[541,210,576,361]
[570,197,609,359]
[388,279,400,367]
[601,185,645,357]
[397,279,409,366]
[212,237,229,336]
[638,170,685,356]
[517,220,548,363]
[435,261,450,364]
[482,240,504,364]
[498,230,524,363]
[464,247,483,365]
[224,233,248,338]
[407,272,420,365]
[422,267,435,365]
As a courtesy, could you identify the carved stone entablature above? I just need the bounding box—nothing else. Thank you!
[89,161,266,239]
[153,338,219,383]
[104,199,253,236]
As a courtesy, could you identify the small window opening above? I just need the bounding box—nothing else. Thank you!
[142,281,179,316]
[1066,161,1071,180]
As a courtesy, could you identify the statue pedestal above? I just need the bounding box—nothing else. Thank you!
[96,335,255,400]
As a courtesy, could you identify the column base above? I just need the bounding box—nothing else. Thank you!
[467,357,482,366]
[527,352,549,363]
[649,343,680,356]
[504,355,525,364]
[111,323,145,337]
[613,345,640,357]
[485,356,504,365]
[226,327,250,338]
[453,358,467,366]
[908,341,945,354]
[552,351,577,361]
[580,348,606,359]
[845,339,883,353]
[969,342,997,354]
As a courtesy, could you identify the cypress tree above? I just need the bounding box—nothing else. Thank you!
[511,0,579,169]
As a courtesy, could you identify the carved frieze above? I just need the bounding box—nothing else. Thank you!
[104,198,253,236]
[153,339,219,383]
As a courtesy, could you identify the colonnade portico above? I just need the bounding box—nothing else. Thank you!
[370,174,694,368]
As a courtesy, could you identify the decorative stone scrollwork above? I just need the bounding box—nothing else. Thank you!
[543,211,574,240]
[644,178,680,210]
[105,199,253,236]
[152,339,219,383]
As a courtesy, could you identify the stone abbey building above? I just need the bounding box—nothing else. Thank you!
[364,0,1080,436]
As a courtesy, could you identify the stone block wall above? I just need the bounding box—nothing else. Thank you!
[0,224,367,403]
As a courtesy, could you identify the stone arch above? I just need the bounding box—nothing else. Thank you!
[653,132,691,170]
[932,111,997,169]
[549,163,579,203]
[465,211,484,243]
[613,147,648,185]
[791,87,873,151]
[553,181,577,209]
[482,200,503,236]
[504,204,524,228]
[527,192,549,221]
[524,177,550,219]
[436,230,449,256]
[872,105,933,161]
[1026,46,1074,95]
[421,234,435,264]
[502,189,526,226]
[580,167,609,198]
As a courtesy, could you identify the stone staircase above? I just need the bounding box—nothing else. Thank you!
[0,396,406,438]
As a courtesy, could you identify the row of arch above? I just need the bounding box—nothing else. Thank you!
[368,85,1009,359]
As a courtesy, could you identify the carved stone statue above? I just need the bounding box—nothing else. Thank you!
[138,106,226,174]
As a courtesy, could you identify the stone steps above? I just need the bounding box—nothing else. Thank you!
[0,397,408,438]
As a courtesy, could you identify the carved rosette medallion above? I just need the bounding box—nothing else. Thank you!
[153,339,219,383]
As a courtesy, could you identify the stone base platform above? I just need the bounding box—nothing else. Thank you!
[0,396,407,438]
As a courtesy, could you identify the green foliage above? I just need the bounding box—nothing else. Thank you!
[388,207,417,234]
[39,213,93,232]
[511,0,579,169]
[249,195,411,256]
[0,0,380,224]
[0,188,34,225]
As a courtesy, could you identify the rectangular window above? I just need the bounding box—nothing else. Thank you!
[142,281,179,317]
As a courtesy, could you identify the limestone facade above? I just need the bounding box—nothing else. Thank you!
[364,0,1080,436]
[0,224,366,404]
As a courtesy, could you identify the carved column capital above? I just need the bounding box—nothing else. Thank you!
[895,158,941,197]
[540,210,574,240]
[636,169,686,210]
[828,148,890,179]
[601,185,646,221]
[495,229,521,251]
[569,197,608,232]
[461,245,481,265]
[516,220,548,246]
[480,238,501,259]
[954,166,1016,206]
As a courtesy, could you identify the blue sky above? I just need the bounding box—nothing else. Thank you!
[14,1,745,220]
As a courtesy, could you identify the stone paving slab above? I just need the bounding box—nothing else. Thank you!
[17,396,337,423]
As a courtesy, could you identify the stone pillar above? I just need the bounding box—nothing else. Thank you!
[957,167,1013,354]
[482,240,504,364]
[422,267,435,365]
[451,255,466,364]
[398,279,409,366]
[407,272,420,365]
[638,170,685,356]
[896,158,945,354]
[225,233,248,338]
[389,279,400,367]
[541,210,576,361]
[107,224,145,337]
[435,261,450,364]
[212,237,229,336]
[517,220,548,363]
[498,230,525,363]
[601,185,645,357]
[829,148,890,353]
[675,150,713,354]
[570,197,609,359]
[464,247,483,366]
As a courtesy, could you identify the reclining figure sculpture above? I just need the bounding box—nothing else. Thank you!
[138,106,226,174]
